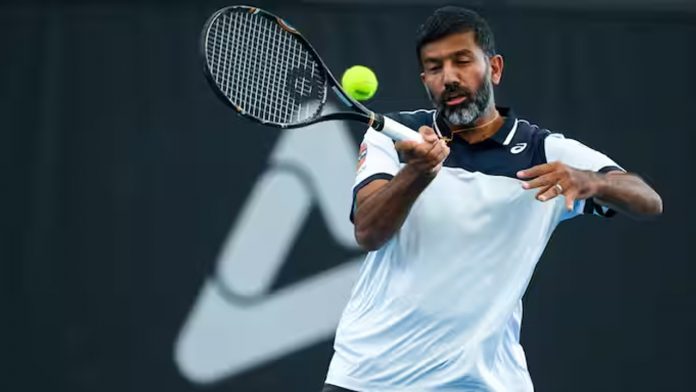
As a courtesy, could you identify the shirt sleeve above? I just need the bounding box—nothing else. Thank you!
[544,133,625,220]
[350,127,401,222]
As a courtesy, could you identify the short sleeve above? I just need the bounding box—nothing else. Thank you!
[350,127,401,221]
[355,128,400,186]
[544,133,625,220]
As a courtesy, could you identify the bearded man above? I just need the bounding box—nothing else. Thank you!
[322,6,662,392]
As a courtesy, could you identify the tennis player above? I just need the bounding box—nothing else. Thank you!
[322,6,662,392]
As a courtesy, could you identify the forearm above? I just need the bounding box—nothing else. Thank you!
[593,172,663,219]
[354,165,434,251]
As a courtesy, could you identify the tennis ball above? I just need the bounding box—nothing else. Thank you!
[341,65,378,101]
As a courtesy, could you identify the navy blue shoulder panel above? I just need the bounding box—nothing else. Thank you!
[517,119,553,167]
[443,119,551,179]
[382,111,553,180]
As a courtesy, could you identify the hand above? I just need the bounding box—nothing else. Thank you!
[395,126,450,178]
[517,161,604,211]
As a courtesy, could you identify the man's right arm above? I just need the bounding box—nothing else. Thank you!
[353,126,449,251]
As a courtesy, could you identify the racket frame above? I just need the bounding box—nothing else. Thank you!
[201,6,376,127]
[201,5,422,142]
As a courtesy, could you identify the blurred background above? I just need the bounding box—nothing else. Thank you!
[3,0,695,391]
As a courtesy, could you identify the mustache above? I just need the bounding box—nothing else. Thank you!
[440,85,474,102]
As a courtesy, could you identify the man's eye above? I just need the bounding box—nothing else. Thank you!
[457,59,471,65]
[427,66,442,72]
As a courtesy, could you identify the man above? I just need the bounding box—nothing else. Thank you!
[323,6,662,392]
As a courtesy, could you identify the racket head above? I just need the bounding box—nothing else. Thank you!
[201,6,348,129]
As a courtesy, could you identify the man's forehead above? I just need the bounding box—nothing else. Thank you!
[420,31,481,60]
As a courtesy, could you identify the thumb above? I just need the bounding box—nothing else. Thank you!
[418,126,438,142]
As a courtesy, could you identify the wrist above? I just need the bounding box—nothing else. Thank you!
[401,162,437,185]
[590,171,611,198]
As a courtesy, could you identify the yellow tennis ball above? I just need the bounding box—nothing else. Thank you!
[341,65,378,101]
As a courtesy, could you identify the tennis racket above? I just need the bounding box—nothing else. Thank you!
[200,5,423,142]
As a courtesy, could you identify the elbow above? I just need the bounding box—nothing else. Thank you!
[649,193,663,216]
[631,192,663,220]
[642,188,663,217]
[640,177,663,217]
[354,224,386,252]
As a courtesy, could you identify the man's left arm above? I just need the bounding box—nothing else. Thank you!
[517,163,663,220]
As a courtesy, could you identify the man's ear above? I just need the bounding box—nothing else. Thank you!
[489,54,504,85]
[421,80,435,103]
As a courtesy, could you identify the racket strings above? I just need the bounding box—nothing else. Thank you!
[206,10,326,125]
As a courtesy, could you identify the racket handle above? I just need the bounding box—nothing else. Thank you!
[374,114,424,142]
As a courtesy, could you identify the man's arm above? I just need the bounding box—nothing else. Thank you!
[517,162,663,220]
[593,171,662,219]
[354,126,449,251]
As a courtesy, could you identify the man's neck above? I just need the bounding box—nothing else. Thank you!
[446,106,503,144]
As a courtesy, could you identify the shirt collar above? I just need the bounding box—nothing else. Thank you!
[434,107,518,145]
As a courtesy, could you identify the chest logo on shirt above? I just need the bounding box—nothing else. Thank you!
[510,143,528,154]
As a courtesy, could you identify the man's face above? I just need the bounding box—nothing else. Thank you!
[419,31,503,127]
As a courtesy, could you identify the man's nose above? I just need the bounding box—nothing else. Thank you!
[442,62,459,86]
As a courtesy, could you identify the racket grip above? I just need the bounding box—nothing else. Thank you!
[375,114,424,142]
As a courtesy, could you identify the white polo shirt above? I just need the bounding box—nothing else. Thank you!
[325,108,623,391]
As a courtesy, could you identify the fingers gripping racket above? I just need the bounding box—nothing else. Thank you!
[200,5,423,142]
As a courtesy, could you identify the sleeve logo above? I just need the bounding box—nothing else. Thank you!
[356,142,367,172]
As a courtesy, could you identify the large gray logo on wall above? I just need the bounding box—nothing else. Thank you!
[175,117,363,384]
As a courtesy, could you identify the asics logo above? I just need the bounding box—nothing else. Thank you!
[510,143,527,154]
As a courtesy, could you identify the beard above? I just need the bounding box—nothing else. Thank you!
[427,69,494,127]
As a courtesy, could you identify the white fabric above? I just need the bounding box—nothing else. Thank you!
[327,129,621,391]
[543,133,620,172]
[355,128,401,185]
[544,133,623,220]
